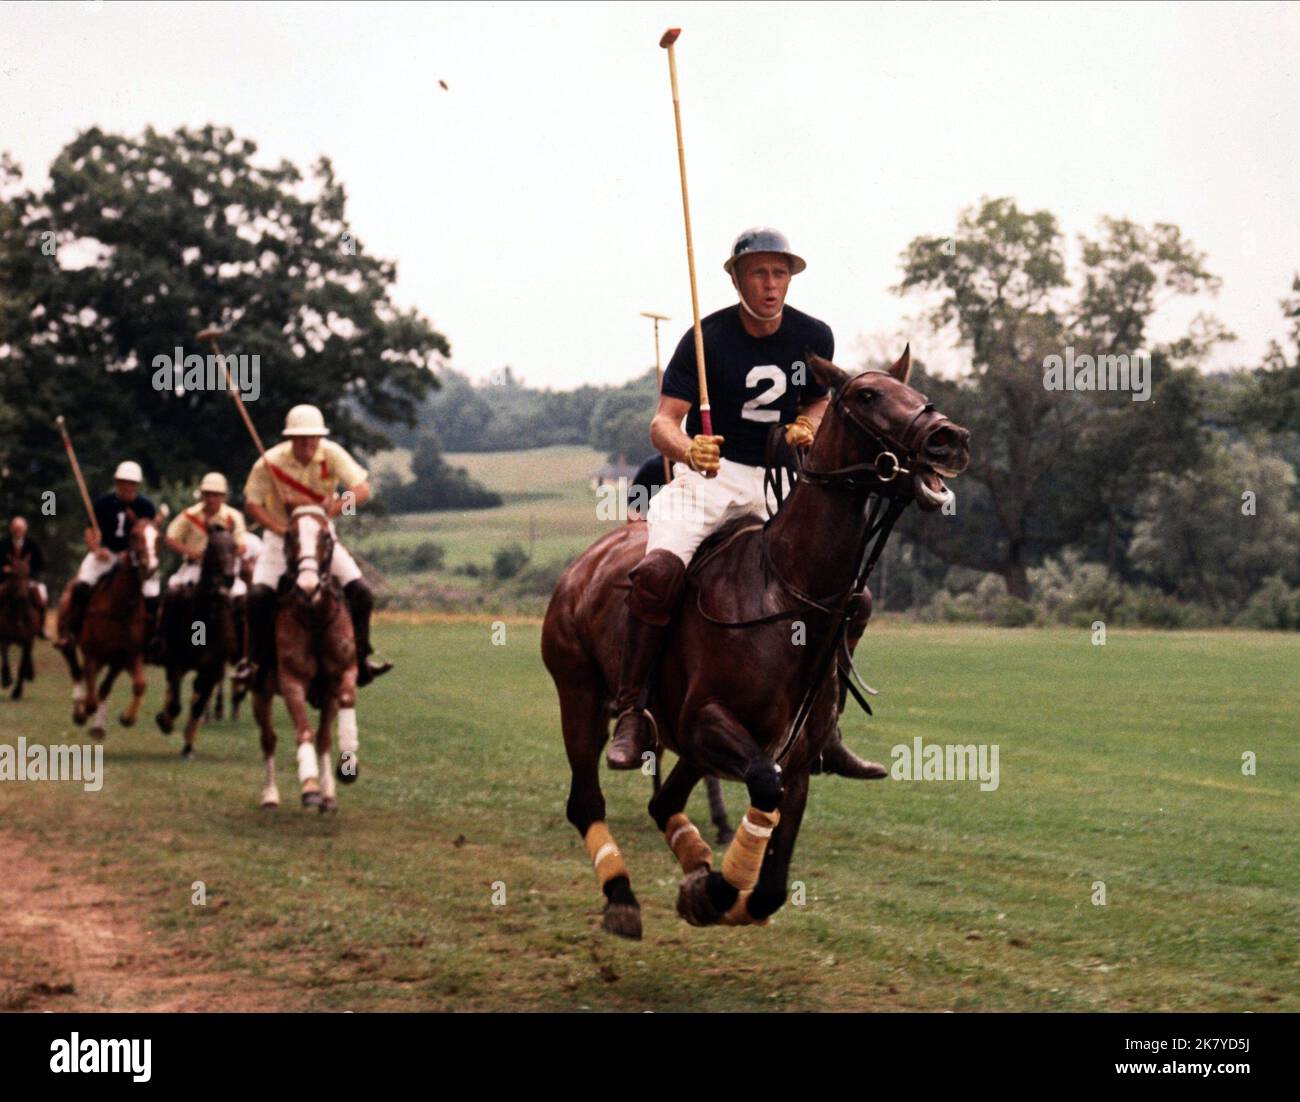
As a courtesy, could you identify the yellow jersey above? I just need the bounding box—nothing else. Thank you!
[243,439,368,529]
[167,503,247,557]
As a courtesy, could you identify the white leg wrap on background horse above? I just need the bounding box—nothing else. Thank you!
[296,742,319,782]
[337,707,359,755]
[319,752,337,800]
[73,683,86,704]
[93,702,107,728]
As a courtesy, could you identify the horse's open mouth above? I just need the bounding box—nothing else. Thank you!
[914,466,956,511]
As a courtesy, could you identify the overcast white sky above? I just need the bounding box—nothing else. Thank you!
[2,1,1296,388]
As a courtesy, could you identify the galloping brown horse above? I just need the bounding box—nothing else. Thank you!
[57,517,160,738]
[154,524,240,758]
[542,349,970,938]
[252,506,359,812]
[0,557,39,700]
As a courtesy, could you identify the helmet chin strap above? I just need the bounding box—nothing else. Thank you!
[734,279,784,324]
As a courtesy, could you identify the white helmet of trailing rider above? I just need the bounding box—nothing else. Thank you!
[722,227,805,323]
[282,404,330,437]
[114,460,144,483]
[199,472,229,495]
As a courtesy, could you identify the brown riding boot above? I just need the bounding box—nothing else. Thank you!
[607,549,686,770]
[813,732,888,780]
[816,588,886,779]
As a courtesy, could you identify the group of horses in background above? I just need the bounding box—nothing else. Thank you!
[0,506,360,813]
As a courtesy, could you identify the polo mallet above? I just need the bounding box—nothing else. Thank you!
[197,326,288,518]
[640,310,673,484]
[659,27,716,477]
[55,415,101,544]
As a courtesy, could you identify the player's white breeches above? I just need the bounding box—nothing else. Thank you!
[167,562,247,596]
[75,551,160,598]
[645,457,792,566]
[251,526,361,589]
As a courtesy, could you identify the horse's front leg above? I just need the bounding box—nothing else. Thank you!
[725,768,809,926]
[253,688,279,809]
[280,675,320,809]
[675,701,784,928]
[1,644,11,689]
[333,666,359,786]
[182,662,220,758]
[84,659,105,738]
[119,654,146,727]
[315,687,340,814]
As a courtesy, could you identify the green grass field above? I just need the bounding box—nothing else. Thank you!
[2,621,1297,1011]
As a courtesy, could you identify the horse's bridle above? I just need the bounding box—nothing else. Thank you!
[285,512,335,602]
[798,382,942,493]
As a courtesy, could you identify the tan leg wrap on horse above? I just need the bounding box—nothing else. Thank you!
[583,821,629,889]
[664,812,713,874]
[721,806,780,892]
[719,889,770,927]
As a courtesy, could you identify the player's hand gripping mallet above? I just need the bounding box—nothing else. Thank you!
[660,28,717,477]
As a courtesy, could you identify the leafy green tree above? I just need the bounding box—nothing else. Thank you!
[1128,438,1300,608]
[895,198,1228,598]
[0,124,447,573]
[383,432,501,512]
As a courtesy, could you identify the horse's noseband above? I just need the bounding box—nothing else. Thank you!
[801,383,944,493]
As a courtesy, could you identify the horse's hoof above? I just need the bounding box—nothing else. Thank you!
[180,744,194,761]
[676,868,724,927]
[319,796,338,815]
[119,713,134,728]
[301,790,322,809]
[336,752,358,785]
[601,901,643,940]
[155,712,173,735]
[72,710,87,727]
[89,726,105,741]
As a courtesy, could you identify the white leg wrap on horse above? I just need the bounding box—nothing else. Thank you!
[73,683,86,703]
[93,702,107,727]
[319,752,337,799]
[265,757,276,784]
[337,707,358,755]
[297,742,319,782]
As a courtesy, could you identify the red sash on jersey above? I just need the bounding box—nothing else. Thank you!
[183,510,208,534]
[269,464,328,504]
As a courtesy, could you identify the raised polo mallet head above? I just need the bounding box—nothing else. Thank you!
[659,28,680,48]
[197,326,224,343]
[55,415,65,430]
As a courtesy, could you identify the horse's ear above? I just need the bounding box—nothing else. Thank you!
[806,352,851,393]
[887,344,912,385]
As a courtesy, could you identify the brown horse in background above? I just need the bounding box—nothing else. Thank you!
[252,506,359,812]
[0,557,39,700]
[154,524,240,758]
[57,517,159,738]
[542,349,970,938]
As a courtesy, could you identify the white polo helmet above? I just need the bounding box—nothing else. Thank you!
[114,460,144,483]
[282,404,330,437]
[199,472,229,495]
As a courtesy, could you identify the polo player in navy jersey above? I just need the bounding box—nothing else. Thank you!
[607,228,886,781]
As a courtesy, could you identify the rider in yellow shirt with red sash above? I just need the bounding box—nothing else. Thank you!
[234,405,392,691]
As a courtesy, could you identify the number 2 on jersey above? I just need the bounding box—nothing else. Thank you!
[741,365,787,423]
